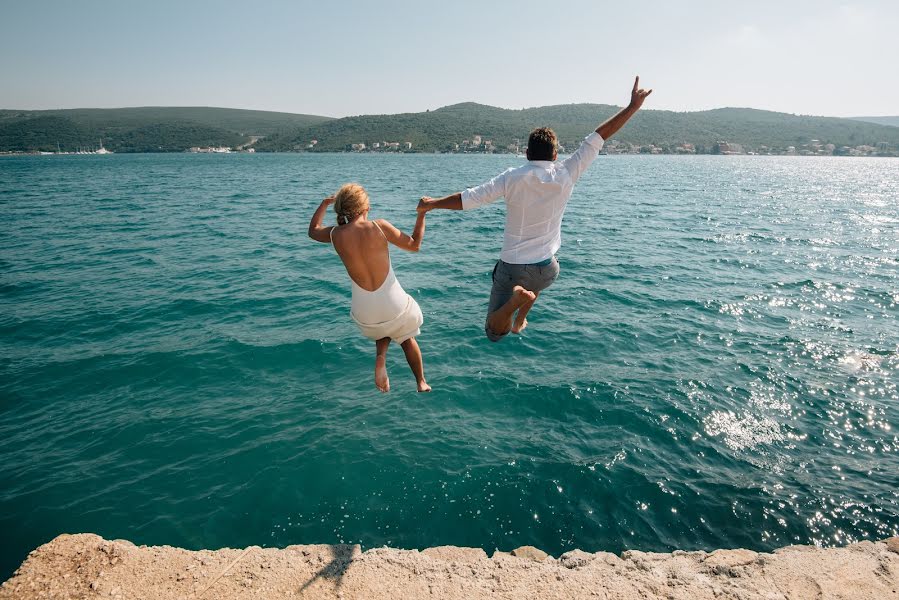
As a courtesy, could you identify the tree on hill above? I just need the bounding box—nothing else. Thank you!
[0,116,90,152]
[110,123,246,153]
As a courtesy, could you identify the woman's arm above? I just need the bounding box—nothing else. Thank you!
[308,196,335,243]
[376,213,426,252]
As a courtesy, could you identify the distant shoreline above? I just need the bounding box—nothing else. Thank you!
[2,151,897,158]
[3,104,898,156]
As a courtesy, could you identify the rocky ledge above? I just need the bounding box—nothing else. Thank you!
[2,534,898,599]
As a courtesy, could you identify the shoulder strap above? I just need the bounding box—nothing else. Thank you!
[329,226,336,245]
[372,220,387,239]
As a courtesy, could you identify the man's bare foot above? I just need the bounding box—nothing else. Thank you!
[417,380,432,393]
[510,287,536,333]
[512,285,536,304]
[486,286,536,340]
[375,362,390,393]
[510,287,535,333]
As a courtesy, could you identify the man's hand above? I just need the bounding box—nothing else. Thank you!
[595,76,653,139]
[417,193,463,212]
[629,76,652,110]
[417,197,435,214]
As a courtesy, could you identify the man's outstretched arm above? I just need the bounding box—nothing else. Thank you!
[596,76,652,140]
[417,192,461,213]
[562,76,652,182]
[419,168,509,213]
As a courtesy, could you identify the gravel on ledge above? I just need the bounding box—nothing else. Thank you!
[2,533,898,599]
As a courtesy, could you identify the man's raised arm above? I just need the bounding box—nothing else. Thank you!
[596,76,652,140]
[560,76,652,182]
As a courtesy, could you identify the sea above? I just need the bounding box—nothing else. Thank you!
[1,153,897,578]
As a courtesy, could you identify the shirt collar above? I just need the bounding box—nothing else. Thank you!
[527,160,554,168]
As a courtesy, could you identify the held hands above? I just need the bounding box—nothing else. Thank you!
[629,76,652,110]
[417,196,435,214]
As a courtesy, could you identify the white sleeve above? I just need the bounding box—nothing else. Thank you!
[561,132,605,184]
[461,169,510,210]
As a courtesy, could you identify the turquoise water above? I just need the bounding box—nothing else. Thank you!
[1,153,897,577]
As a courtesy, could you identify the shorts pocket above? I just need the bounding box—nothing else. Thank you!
[495,261,517,285]
[549,258,560,281]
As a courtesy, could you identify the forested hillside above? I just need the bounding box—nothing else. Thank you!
[0,107,332,152]
[255,103,899,154]
[2,104,898,155]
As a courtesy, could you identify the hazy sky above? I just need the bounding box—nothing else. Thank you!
[2,0,897,117]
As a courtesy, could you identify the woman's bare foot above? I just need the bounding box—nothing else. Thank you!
[375,360,390,392]
[511,317,528,333]
[399,337,428,393]
[375,337,390,392]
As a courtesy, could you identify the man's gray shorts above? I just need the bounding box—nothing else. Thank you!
[485,257,560,342]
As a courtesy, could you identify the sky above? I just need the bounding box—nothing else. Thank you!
[1,0,897,118]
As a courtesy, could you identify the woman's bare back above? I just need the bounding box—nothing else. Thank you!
[331,219,391,291]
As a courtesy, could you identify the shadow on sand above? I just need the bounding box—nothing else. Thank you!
[298,544,358,595]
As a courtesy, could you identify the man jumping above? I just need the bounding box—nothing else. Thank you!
[417,76,652,342]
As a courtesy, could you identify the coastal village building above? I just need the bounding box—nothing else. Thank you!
[714,141,744,155]
[187,146,232,153]
[346,140,412,152]
[298,131,895,156]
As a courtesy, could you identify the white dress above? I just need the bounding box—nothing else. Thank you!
[331,223,423,344]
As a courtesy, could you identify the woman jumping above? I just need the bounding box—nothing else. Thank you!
[308,183,430,392]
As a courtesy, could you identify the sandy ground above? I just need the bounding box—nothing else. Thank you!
[2,534,898,599]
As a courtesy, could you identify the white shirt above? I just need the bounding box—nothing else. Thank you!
[461,132,604,264]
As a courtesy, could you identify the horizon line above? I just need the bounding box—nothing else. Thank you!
[1,103,896,122]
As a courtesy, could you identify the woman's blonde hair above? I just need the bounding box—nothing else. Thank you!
[334,183,370,225]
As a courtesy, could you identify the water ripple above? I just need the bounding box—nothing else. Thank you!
[1,153,897,576]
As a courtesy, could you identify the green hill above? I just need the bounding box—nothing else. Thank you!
[0,106,334,153]
[255,103,899,154]
[0,115,248,153]
[0,116,90,152]
[0,106,331,136]
[110,122,246,153]
[851,116,899,128]
[2,104,898,155]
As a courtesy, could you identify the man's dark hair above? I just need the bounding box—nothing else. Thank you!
[526,127,558,161]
